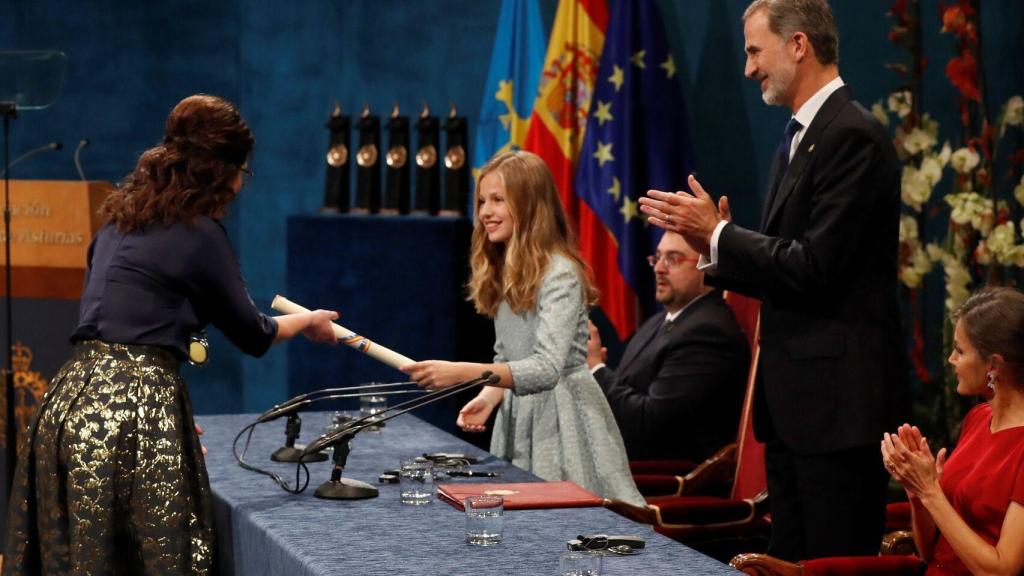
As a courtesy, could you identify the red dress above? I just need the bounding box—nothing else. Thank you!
[927,402,1024,575]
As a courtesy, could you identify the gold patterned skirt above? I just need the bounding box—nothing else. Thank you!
[3,341,215,575]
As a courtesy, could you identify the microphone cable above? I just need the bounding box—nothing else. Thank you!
[233,421,310,494]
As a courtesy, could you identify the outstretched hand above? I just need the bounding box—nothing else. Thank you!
[302,310,340,344]
[401,360,473,391]
[457,396,496,433]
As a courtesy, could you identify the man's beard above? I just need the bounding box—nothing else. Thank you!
[761,62,795,106]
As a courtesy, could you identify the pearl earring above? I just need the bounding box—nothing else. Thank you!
[987,371,997,390]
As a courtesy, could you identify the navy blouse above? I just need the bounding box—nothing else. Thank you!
[72,217,278,361]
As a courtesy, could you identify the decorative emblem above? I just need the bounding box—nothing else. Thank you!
[188,331,210,366]
[386,146,408,168]
[357,144,378,167]
[444,145,466,170]
[416,145,437,168]
[0,342,50,448]
[326,143,348,167]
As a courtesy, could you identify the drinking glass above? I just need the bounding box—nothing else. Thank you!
[464,495,503,546]
[560,551,602,575]
[399,458,434,505]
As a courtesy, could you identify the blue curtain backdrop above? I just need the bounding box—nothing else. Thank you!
[0,0,1021,415]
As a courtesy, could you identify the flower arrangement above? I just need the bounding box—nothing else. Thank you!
[879,0,1023,442]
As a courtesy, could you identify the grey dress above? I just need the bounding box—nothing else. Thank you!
[490,255,645,506]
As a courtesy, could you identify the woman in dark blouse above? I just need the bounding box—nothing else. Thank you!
[3,94,338,575]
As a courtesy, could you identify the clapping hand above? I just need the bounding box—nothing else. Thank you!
[881,423,947,500]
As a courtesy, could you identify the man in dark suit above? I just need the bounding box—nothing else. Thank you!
[587,231,749,463]
[639,0,909,561]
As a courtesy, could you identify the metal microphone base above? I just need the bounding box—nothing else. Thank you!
[314,477,379,500]
[271,446,329,463]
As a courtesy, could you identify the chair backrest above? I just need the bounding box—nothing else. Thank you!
[723,291,766,502]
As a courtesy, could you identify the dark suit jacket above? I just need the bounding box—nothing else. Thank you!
[595,291,749,462]
[709,86,910,455]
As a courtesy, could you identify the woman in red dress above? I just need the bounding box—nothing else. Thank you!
[882,286,1024,575]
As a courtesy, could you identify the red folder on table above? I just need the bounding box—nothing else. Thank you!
[437,481,604,510]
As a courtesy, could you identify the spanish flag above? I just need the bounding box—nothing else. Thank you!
[522,0,608,223]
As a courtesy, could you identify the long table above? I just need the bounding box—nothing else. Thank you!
[198,411,739,575]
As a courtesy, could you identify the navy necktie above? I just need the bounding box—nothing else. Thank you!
[763,118,803,229]
[777,117,803,173]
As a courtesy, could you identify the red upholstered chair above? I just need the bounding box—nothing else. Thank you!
[729,553,925,576]
[607,293,770,548]
[886,501,911,532]
[728,530,922,575]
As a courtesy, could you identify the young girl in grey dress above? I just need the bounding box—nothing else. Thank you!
[402,151,644,506]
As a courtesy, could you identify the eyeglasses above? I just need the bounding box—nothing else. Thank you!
[646,252,699,269]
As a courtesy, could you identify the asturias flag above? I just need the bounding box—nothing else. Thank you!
[522,0,608,223]
[473,0,546,176]
[574,0,696,339]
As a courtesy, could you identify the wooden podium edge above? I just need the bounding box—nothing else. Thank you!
[0,267,84,300]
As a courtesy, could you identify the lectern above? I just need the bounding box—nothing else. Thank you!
[0,180,112,299]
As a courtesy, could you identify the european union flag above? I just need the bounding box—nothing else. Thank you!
[574,0,695,335]
[473,0,545,174]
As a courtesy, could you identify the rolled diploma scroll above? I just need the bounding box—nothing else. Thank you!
[270,295,416,369]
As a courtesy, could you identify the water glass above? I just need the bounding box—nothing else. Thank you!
[327,411,358,434]
[464,495,503,546]
[360,394,387,431]
[560,551,602,575]
[399,458,434,505]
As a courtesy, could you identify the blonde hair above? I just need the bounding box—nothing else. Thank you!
[468,151,599,317]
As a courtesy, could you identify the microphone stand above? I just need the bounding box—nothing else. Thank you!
[273,413,328,463]
[313,433,377,500]
[304,372,499,500]
[2,102,17,491]
[268,385,424,463]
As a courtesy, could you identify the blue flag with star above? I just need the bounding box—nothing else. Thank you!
[574,0,695,336]
[473,0,545,176]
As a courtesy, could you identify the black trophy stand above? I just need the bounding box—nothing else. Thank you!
[384,103,410,214]
[414,103,440,214]
[354,105,381,213]
[0,50,67,502]
[442,103,469,215]
[321,102,350,213]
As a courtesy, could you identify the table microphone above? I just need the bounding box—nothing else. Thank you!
[256,381,418,424]
[265,387,425,463]
[302,371,498,457]
[303,372,499,500]
[74,139,90,180]
[0,141,61,177]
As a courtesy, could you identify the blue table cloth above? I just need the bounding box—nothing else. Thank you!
[198,411,739,575]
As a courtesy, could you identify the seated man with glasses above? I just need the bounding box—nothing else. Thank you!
[588,231,749,462]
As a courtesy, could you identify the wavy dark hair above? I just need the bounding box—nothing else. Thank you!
[101,94,254,232]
